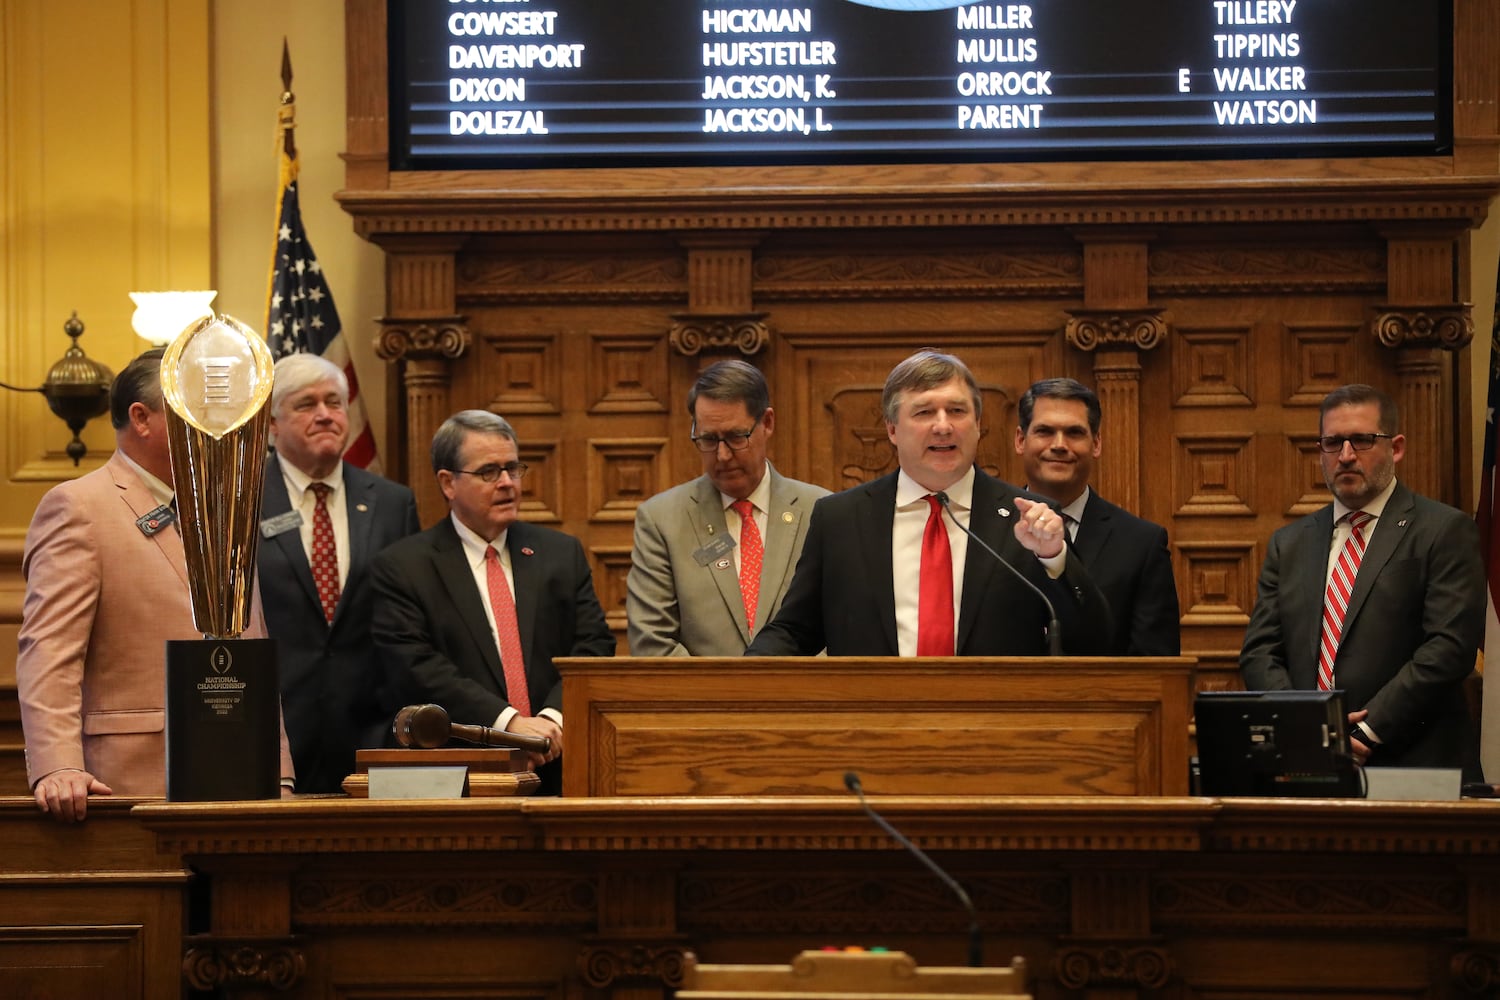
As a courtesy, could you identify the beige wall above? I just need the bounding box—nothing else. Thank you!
[211,0,387,465]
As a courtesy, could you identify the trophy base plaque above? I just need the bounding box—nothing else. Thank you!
[166,638,281,801]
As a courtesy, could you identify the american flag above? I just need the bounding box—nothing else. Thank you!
[265,91,380,470]
[1478,268,1500,780]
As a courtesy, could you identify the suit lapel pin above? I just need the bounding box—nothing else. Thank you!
[706,524,715,534]
[1398,519,1408,527]
[782,511,794,522]
[716,557,732,570]
[998,507,1012,518]
[521,547,535,556]
[356,503,369,512]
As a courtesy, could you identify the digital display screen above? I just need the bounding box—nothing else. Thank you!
[388,0,1452,171]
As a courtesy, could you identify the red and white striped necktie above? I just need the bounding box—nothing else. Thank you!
[1318,510,1373,690]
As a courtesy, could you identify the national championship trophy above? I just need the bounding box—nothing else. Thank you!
[160,313,281,800]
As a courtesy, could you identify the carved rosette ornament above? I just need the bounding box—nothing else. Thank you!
[578,939,689,988]
[182,937,306,993]
[1369,305,1474,350]
[1450,944,1500,996]
[374,317,472,362]
[668,313,769,357]
[1053,942,1172,991]
[1063,309,1170,352]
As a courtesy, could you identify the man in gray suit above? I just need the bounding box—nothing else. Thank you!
[627,361,828,655]
[1240,383,1484,776]
[258,353,420,792]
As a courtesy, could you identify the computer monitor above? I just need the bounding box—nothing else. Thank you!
[1194,690,1363,798]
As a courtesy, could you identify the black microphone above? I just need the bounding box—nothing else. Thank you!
[934,491,1063,656]
[844,771,982,968]
[392,703,551,755]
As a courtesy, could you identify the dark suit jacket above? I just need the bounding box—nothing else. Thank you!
[1240,481,1484,774]
[1071,491,1181,657]
[258,460,421,793]
[746,469,1113,657]
[370,516,615,749]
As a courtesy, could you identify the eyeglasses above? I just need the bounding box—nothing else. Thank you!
[1316,433,1394,454]
[690,415,760,453]
[451,461,528,483]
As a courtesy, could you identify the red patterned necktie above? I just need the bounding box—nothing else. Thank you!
[917,494,955,656]
[731,499,763,633]
[308,482,340,624]
[486,545,531,716]
[1318,510,1373,690]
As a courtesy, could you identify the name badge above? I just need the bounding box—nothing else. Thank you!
[692,534,736,566]
[259,510,303,538]
[136,504,176,537]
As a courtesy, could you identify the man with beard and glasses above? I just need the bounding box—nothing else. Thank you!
[1240,383,1484,778]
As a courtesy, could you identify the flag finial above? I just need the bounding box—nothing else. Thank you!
[280,38,294,105]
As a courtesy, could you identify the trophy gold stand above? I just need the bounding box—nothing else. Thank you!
[160,314,281,801]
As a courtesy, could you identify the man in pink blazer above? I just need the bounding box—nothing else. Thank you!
[17,348,295,821]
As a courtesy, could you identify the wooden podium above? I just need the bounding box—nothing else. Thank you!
[558,657,1193,797]
[680,950,1030,1000]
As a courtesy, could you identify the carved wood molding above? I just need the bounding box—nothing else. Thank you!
[292,873,598,928]
[1369,305,1475,350]
[375,317,472,362]
[578,937,690,988]
[668,313,770,357]
[340,182,1500,238]
[1451,942,1500,997]
[1148,243,1386,294]
[182,936,306,993]
[1064,309,1171,352]
[1053,940,1173,991]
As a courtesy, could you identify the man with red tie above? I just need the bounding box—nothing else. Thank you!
[258,353,420,793]
[747,349,1110,658]
[370,410,615,793]
[1240,384,1484,776]
[627,360,828,656]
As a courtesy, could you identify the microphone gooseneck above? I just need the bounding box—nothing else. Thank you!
[392,703,551,754]
[934,491,1063,656]
[843,771,983,968]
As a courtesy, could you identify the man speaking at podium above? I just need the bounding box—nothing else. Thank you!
[371,410,615,793]
[747,350,1111,658]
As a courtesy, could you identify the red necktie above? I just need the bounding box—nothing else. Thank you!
[486,545,531,716]
[308,482,340,624]
[731,499,763,633]
[917,494,955,656]
[1318,511,1372,690]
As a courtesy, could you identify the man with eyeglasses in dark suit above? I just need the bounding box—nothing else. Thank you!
[370,409,614,793]
[1240,383,1485,778]
[627,360,828,656]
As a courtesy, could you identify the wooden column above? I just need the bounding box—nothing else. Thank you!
[1064,234,1168,513]
[373,238,470,524]
[1371,224,1475,505]
[1054,866,1170,1000]
[578,867,688,1000]
[669,235,767,359]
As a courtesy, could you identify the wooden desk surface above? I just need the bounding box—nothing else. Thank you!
[4,795,1500,999]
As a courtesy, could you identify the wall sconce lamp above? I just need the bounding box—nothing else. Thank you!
[129,290,217,347]
[0,312,115,466]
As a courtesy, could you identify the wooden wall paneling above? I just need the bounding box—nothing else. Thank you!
[0,799,187,1000]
